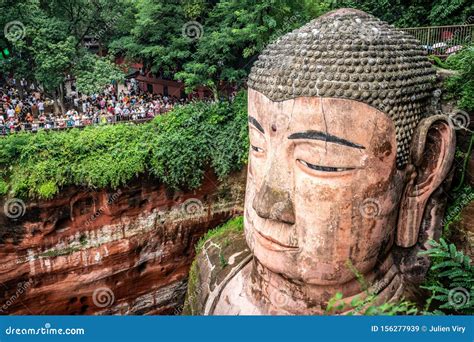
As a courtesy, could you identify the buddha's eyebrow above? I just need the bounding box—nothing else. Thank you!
[288,130,365,149]
[248,116,264,134]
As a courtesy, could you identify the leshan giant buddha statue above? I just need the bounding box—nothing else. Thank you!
[184,8,456,315]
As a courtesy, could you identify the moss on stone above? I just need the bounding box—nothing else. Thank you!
[183,215,245,315]
[195,216,243,254]
[183,258,200,315]
[39,246,80,258]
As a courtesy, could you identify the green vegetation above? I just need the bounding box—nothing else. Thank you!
[429,45,474,114]
[0,0,126,112]
[420,239,474,315]
[325,292,418,316]
[184,215,244,314]
[3,1,472,105]
[79,234,88,246]
[73,54,125,96]
[444,45,474,112]
[325,260,418,315]
[39,246,81,258]
[441,185,474,236]
[195,216,244,254]
[0,92,248,199]
[333,0,474,27]
[326,239,474,315]
[219,253,228,268]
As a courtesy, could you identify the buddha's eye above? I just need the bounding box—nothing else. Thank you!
[251,144,264,153]
[297,159,355,172]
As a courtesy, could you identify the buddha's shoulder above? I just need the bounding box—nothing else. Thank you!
[182,218,251,315]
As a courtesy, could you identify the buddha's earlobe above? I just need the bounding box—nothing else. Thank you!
[396,115,456,248]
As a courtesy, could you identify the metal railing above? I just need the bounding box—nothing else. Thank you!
[402,24,473,56]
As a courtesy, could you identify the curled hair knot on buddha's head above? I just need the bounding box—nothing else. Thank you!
[248,8,437,168]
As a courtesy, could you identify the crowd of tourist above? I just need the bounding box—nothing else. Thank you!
[0,78,195,135]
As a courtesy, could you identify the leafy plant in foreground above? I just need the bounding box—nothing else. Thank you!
[420,238,474,315]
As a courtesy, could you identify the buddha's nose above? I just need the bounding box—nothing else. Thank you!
[252,182,296,225]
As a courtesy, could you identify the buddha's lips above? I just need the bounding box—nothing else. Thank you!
[254,229,299,251]
[245,209,299,250]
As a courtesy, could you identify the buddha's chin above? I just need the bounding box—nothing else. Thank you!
[253,248,370,286]
[247,228,373,285]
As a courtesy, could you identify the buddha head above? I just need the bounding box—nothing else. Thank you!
[244,9,455,287]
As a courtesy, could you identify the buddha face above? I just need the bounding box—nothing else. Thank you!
[245,89,409,285]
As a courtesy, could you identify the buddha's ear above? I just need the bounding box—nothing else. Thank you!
[396,115,456,248]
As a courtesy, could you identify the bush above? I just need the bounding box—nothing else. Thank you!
[420,238,474,315]
[0,179,8,195]
[444,45,474,111]
[325,238,474,315]
[0,92,249,199]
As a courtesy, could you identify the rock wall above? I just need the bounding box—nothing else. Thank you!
[0,171,245,315]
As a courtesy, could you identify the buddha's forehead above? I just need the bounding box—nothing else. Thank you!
[247,8,436,168]
[248,89,395,146]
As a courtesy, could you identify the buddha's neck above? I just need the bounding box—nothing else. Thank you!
[246,254,403,315]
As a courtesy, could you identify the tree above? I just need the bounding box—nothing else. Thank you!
[175,0,324,97]
[0,0,125,112]
[109,0,194,78]
[74,54,125,95]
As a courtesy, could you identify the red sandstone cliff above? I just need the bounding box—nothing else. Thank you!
[0,171,245,315]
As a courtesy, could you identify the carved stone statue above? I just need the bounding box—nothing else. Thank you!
[183,8,455,315]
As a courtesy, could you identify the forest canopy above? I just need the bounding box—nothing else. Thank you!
[1,0,472,101]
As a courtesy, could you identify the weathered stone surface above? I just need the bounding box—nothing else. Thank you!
[458,201,474,259]
[183,226,251,315]
[189,8,457,315]
[248,8,437,168]
[0,171,245,315]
